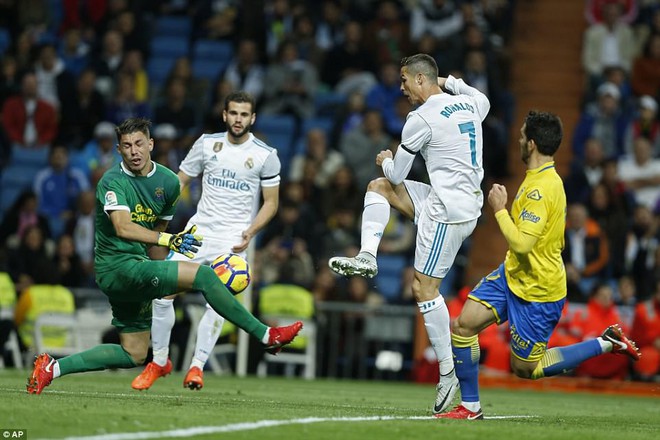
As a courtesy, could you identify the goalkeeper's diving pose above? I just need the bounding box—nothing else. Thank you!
[27,117,302,394]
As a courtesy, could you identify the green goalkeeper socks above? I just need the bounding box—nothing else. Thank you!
[193,265,268,341]
[57,344,137,376]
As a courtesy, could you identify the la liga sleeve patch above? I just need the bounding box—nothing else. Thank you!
[105,191,118,206]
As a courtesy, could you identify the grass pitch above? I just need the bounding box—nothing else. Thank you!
[1,369,658,440]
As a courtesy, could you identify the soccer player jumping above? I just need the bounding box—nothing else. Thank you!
[26,118,302,395]
[329,54,490,414]
[436,111,640,420]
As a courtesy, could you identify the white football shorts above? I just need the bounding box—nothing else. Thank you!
[404,180,478,279]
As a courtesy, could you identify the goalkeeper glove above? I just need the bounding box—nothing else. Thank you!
[158,225,203,259]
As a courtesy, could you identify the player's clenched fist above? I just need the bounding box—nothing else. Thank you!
[158,225,203,258]
[488,183,508,212]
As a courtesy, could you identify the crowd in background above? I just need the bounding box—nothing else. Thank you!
[0,0,658,381]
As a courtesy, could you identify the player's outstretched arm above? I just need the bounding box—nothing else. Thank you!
[109,211,203,258]
[158,225,203,259]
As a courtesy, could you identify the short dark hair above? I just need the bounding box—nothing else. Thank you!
[524,111,563,156]
[115,117,152,141]
[400,53,438,82]
[224,91,256,112]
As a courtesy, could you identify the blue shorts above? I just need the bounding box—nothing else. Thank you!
[469,264,565,362]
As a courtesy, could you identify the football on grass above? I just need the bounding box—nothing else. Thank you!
[211,253,251,294]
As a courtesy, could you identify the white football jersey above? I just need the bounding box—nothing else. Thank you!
[179,132,281,240]
[383,75,490,223]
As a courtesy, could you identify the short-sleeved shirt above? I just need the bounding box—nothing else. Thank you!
[94,161,180,273]
[179,132,280,240]
[396,75,490,223]
[503,162,567,302]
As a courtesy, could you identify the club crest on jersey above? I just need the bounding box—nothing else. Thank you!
[213,142,223,152]
[527,189,542,201]
[154,187,164,201]
[245,157,254,169]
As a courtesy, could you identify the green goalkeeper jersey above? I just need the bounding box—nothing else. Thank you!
[94,161,180,272]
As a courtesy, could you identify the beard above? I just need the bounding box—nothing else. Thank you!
[521,145,530,164]
[227,122,251,140]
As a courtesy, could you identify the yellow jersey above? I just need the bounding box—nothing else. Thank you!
[503,161,567,302]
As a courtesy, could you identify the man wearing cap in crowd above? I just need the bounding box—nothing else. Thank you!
[624,95,660,156]
[573,81,629,160]
[152,123,181,171]
[70,121,120,185]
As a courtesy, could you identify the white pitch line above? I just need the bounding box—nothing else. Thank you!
[35,415,537,440]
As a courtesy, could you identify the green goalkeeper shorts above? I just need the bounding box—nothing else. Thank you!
[96,258,180,333]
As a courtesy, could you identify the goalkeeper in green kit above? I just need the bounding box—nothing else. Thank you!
[27,117,302,394]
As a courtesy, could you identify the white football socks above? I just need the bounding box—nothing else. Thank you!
[418,295,454,376]
[151,298,175,367]
[190,306,225,369]
[360,191,391,257]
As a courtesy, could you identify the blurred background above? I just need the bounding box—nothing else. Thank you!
[0,0,659,386]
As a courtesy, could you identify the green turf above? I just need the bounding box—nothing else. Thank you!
[1,369,658,440]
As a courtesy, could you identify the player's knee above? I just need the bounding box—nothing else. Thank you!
[125,347,149,365]
[511,361,535,379]
[366,177,393,195]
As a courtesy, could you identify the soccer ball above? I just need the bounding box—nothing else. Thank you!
[211,253,251,295]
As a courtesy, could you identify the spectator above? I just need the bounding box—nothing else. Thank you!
[33,145,90,237]
[7,225,57,295]
[58,27,91,78]
[565,138,606,204]
[289,128,344,188]
[572,82,628,159]
[315,0,347,51]
[585,0,638,24]
[0,190,51,247]
[582,1,636,81]
[363,0,410,65]
[322,205,360,261]
[1,72,58,149]
[57,68,107,150]
[263,0,294,58]
[223,39,265,103]
[623,95,660,157]
[409,0,464,44]
[616,274,638,306]
[118,49,149,102]
[114,10,149,56]
[574,283,631,380]
[630,34,660,98]
[563,203,610,301]
[291,14,325,71]
[65,190,95,286]
[91,30,124,97]
[260,40,319,120]
[203,78,235,133]
[52,234,84,287]
[321,20,377,94]
[630,280,660,380]
[0,56,20,110]
[340,109,392,190]
[624,204,659,297]
[163,57,209,108]
[316,165,363,222]
[105,71,150,125]
[330,90,366,149]
[70,121,120,184]
[34,43,76,110]
[588,182,630,279]
[366,62,403,127]
[617,136,660,210]
[154,77,198,140]
[152,123,181,172]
